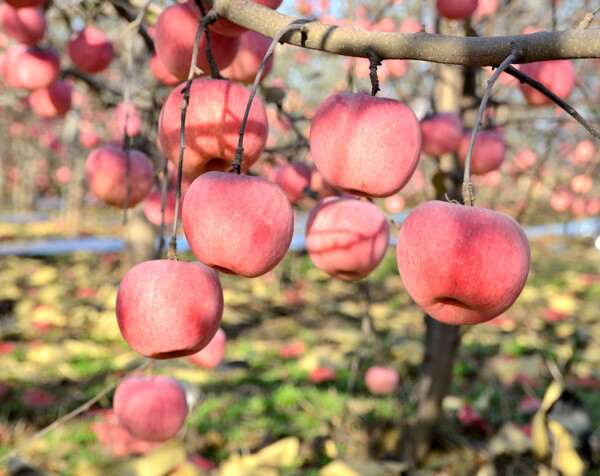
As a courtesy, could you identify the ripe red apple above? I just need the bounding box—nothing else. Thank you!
[183,172,294,277]
[189,0,283,37]
[67,26,114,73]
[149,53,180,86]
[306,197,390,280]
[116,259,223,359]
[158,78,268,178]
[143,187,181,227]
[574,140,595,166]
[113,375,188,442]
[15,46,60,90]
[571,174,593,195]
[457,130,506,175]
[55,166,71,184]
[28,80,72,118]
[396,200,530,325]
[0,4,45,45]
[85,145,154,209]
[4,0,46,7]
[518,60,575,106]
[79,129,99,148]
[513,149,536,171]
[3,44,27,88]
[187,327,226,368]
[309,92,421,197]
[273,162,311,204]
[550,189,574,212]
[436,0,478,19]
[420,112,462,157]
[154,3,240,81]
[220,31,273,84]
[365,366,399,395]
[384,194,405,213]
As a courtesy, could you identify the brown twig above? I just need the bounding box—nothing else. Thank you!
[156,155,170,259]
[367,48,381,96]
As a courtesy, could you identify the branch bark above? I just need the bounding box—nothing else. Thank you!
[202,0,600,65]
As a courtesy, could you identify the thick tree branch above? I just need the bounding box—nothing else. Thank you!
[202,0,600,65]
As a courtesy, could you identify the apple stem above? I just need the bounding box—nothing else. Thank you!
[195,0,223,79]
[462,48,521,206]
[504,65,600,140]
[367,49,380,96]
[0,359,151,466]
[157,155,170,259]
[229,21,309,174]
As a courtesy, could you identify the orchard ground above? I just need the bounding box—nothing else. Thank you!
[0,212,599,474]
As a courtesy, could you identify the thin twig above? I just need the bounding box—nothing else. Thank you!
[156,155,170,259]
[577,6,600,29]
[504,65,600,140]
[462,48,521,205]
[229,21,309,174]
[0,359,150,465]
[367,48,381,96]
[195,0,223,79]
[168,11,218,260]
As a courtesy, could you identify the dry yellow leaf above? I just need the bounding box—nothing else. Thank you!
[319,459,408,476]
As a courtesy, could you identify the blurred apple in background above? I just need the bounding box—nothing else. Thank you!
[365,366,399,395]
[67,26,114,73]
[143,187,181,227]
[0,3,45,45]
[436,0,478,19]
[187,327,226,369]
[149,53,180,86]
[220,31,273,84]
[420,112,462,157]
[28,80,72,118]
[273,162,311,204]
[519,60,575,106]
[16,46,60,90]
[457,130,506,175]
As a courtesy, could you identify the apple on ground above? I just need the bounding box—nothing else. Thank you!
[396,200,530,325]
[113,375,188,442]
[310,91,421,197]
[187,327,226,369]
[154,3,239,80]
[159,78,268,178]
[220,31,274,84]
[420,112,462,157]
[116,259,223,359]
[0,3,45,45]
[457,130,506,175]
[365,366,399,395]
[273,162,312,204]
[182,172,294,278]
[306,197,390,280]
[67,26,114,73]
[85,145,154,209]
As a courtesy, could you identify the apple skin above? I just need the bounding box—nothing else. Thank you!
[189,0,283,37]
[518,60,575,106]
[365,366,399,395]
[305,197,390,280]
[143,187,181,227]
[85,145,154,209]
[0,4,46,45]
[116,260,224,359]
[28,80,72,118]
[187,327,226,369]
[15,46,60,90]
[457,130,506,175]
[67,26,114,73]
[182,172,294,278]
[4,0,46,7]
[420,112,462,157]
[3,44,27,88]
[273,162,311,204]
[113,375,188,442]
[154,3,240,81]
[220,31,273,84]
[436,0,479,19]
[158,78,268,178]
[149,53,180,86]
[396,200,530,326]
[309,92,421,198]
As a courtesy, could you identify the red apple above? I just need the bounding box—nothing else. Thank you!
[113,375,188,442]
[0,4,45,45]
[183,172,294,278]
[15,46,60,90]
[55,166,71,184]
[309,92,421,197]
[67,26,114,73]
[116,259,223,359]
[365,366,399,395]
[518,60,575,106]
[396,200,530,325]
[4,0,45,7]
[513,149,536,171]
[85,145,154,209]
[149,53,180,86]
[384,194,405,213]
[574,140,595,166]
[306,197,390,280]
[189,0,283,37]
[79,129,99,148]
[154,3,240,81]
[420,112,462,157]
[273,162,311,204]
[158,78,268,178]
[436,0,478,19]
[143,187,181,227]
[571,174,593,195]
[3,44,27,88]
[220,31,273,84]
[28,80,72,118]
[550,189,574,212]
[457,130,506,175]
[187,327,226,368]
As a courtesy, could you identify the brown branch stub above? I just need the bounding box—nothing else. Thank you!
[202,0,600,65]
[367,48,380,96]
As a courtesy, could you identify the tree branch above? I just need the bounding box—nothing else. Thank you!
[202,0,600,65]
